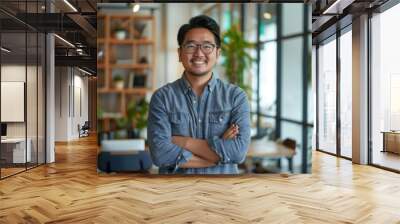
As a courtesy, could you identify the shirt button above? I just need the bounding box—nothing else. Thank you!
[193,100,196,104]
[199,119,202,123]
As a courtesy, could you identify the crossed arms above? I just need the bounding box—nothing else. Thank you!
[147,90,250,170]
[171,124,240,168]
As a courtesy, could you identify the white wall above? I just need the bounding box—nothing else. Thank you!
[55,67,89,141]
[158,4,192,87]
[72,73,89,138]
[55,67,68,141]
[1,65,35,137]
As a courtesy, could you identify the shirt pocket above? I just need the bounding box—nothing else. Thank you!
[208,110,231,137]
[169,112,190,136]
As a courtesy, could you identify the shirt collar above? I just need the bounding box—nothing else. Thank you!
[179,72,217,94]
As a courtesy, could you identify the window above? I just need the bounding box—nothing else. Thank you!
[317,36,337,155]
[339,28,352,158]
[371,3,400,171]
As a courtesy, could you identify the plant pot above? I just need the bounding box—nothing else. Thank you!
[113,130,128,139]
[139,128,147,139]
[114,30,127,40]
[114,80,124,89]
[128,129,140,139]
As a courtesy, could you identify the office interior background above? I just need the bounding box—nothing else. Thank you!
[0,0,97,179]
[314,0,400,172]
[0,0,399,178]
[1,1,400,223]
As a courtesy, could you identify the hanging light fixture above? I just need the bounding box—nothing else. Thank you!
[263,12,272,20]
[132,3,140,13]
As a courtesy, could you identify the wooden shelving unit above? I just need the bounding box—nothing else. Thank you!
[97,13,156,132]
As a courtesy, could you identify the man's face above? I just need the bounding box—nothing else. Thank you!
[178,28,220,77]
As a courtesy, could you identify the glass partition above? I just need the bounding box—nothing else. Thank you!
[0,0,46,179]
[1,30,28,177]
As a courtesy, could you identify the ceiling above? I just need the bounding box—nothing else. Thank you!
[0,0,97,74]
[311,0,390,43]
[1,0,395,73]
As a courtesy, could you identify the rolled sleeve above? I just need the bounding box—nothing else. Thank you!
[148,91,191,171]
[207,90,251,164]
[174,149,193,172]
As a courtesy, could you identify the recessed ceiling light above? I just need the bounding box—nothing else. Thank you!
[323,0,344,14]
[63,0,78,12]
[78,67,92,76]
[54,34,75,48]
[1,47,11,53]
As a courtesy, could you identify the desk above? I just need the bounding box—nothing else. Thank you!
[381,131,400,154]
[1,138,31,163]
[247,139,296,172]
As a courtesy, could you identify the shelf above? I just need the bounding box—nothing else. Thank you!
[110,64,151,69]
[109,39,134,44]
[125,88,151,94]
[109,39,154,45]
[98,13,155,126]
[134,39,154,45]
[98,88,150,95]
[98,14,153,20]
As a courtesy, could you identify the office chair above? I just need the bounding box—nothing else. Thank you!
[79,121,90,138]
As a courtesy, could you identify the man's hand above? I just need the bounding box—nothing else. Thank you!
[179,155,216,168]
[172,136,189,148]
[222,124,239,140]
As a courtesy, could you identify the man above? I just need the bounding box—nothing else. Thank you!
[148,15,250,174]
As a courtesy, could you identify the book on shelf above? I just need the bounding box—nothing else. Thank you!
[133,74,146,87]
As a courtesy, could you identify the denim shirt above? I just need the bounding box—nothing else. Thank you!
[147,74,250,174]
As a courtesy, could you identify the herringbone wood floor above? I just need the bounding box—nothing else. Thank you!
[1,136,400,224]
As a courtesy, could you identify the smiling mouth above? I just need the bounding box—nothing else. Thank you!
[191,60,207,66]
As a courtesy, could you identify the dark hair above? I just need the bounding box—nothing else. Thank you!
[177,15,221,48]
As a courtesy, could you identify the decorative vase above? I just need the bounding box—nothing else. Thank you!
[134,22,146,38]
[114,80,124,89]
[115,30,127,40]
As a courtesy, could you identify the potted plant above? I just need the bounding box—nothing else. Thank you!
[221,25,255,97]
[113,75,124,89]
[127,98,149,139]
[114,116,129,139]
[113,24,127,40]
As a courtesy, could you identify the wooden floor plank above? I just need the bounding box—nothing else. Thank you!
[0,135,400,223]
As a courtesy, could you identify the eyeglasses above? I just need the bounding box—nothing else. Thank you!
[181,42,216,54]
